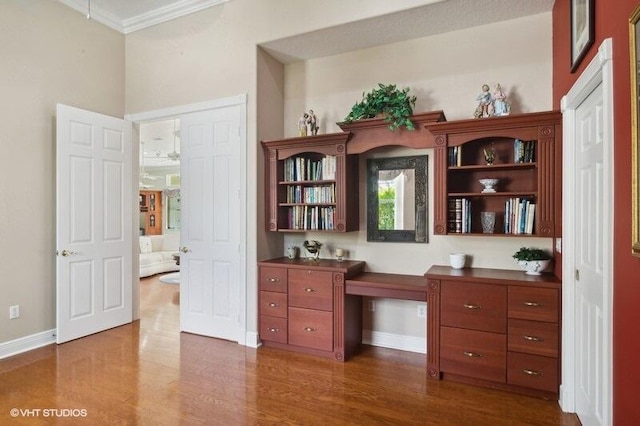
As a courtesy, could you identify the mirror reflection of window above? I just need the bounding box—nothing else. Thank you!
[377,169,415,230]
[165,190,181,230]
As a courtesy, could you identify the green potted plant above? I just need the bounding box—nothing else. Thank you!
[342,83,417,131]
[512,247,552,275]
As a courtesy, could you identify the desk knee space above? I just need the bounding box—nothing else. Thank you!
[345,272,428,301]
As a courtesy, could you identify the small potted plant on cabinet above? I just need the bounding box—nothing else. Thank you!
[512,247,552,275]
[342,83,417,131]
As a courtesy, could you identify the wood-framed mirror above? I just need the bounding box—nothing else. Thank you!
[366,155,427,243]
[630,5,640,256]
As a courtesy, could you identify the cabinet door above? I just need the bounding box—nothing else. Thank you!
[288,307,333,351]
[441,281,506,333]
[440,327,506,383]
[288,269,333,311]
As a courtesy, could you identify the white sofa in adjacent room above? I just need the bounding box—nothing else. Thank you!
[139,233,180,278]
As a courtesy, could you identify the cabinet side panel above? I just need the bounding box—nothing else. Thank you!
[433,142,447,235]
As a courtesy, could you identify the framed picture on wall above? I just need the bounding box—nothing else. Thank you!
[570,0,595,72]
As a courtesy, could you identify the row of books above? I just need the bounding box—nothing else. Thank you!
[285,184,335,204]
[447,197,536,234]
[514,139,536,163]
[447,139,537,166]
[287,206,335,230]
[283,155,336,182]
[505,198,536,234]
[448,198,472,233]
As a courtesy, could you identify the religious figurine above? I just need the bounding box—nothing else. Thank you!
[306,109,319,135]
[474,84,493,118]
[297,112,309,136]
[492,83,511,116]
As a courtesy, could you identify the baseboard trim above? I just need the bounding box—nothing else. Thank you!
[245,331,261,348]
[362,330,426,354]
[0,329,56,360]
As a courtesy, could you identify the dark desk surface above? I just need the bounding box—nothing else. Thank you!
[345,272,428,301]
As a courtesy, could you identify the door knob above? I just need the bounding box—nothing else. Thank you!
[180,246,190,253]
[60,249,76,257]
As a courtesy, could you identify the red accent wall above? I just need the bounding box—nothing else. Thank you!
[553,1,640,424]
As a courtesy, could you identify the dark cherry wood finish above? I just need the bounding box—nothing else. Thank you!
[261,132,359,233]
[426,265,561,399]
[345,272,428,301]
[337,110,446,154]
[425,111,562,237]
[258,258,365,361]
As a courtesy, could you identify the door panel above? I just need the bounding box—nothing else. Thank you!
[180,105,242,341]
[56,104,132,343]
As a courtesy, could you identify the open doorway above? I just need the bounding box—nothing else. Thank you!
[138,118,182,291]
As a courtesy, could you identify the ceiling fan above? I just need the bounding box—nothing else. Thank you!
[167,119,180,161]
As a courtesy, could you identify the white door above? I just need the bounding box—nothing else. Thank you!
[180,105,242,341]
[56,104,133,343]
[573,82,610,425]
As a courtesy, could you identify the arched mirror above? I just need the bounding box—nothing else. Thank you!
[367,155,427,242]
[630,5,640,256]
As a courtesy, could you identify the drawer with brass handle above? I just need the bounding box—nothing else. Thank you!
[508,286,558,322]
[259,316,288,344]
[440,326,506,383]
[259,291,287,318]
[507,352,558,392]
[508,319,558,357]
[441,280,506,333]
[288,307,333,351]
[259,266,287,292]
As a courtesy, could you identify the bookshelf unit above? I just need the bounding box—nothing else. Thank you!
[139,190,163,235]
[262,132,358,232]
[425,111,561,237]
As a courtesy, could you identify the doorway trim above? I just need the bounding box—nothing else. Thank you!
[560,38,613,422]
[125,94,250,345]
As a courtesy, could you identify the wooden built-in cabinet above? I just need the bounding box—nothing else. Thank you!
[258,258,365,361]
[426,265,561,398]
[261,133,359,232]
[425,111,561,237]
[139,190,162,235]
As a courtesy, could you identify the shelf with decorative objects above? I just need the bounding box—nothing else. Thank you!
[425,111,561,237]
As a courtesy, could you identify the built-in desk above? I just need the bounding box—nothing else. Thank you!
[345,272,428,301]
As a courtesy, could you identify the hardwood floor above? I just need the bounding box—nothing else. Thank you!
[0,276,579,425]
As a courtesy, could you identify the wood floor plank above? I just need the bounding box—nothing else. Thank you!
[0,275,579,425]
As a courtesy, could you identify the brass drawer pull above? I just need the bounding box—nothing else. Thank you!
[268,303,279,307]
[523,369,543,376]
[463,303,481,310]
[523,301,542,307]
[523,335,544,342]
[304,287,317,293]
[268,327,279,332]
[268,278,280,283]
[463,351,482,357]
[304,327,317,332]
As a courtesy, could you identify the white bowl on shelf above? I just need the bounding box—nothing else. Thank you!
[479,178,499,193]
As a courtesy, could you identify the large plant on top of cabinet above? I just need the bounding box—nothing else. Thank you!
[261,132,359,233]
[425,111,561,237]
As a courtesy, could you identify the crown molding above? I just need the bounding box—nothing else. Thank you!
[58,0,230,34]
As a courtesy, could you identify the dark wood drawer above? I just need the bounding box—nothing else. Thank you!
[508,319,558,357]
[441,281,507,333]
[508,286,558,322]
[507,352,558,393]
[260,291,287,319]
[288,269,333,311]
[440,327,506,383]
[259,266,287,293]
[288,307,333,351]
[260,316,288,344]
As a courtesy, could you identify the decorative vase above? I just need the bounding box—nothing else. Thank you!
[517,259,551,275]
[480,211,496,233]
[479,178,499,193]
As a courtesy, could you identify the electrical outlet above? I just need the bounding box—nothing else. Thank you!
[417,304,427,318]
[9,305,20,320]
[368,300,375,312]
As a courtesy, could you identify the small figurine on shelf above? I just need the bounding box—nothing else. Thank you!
[298,112,309,137]
[483,145,496,165]
[492,83,511,116]
[474,84,493,118]
[306,109,319,135]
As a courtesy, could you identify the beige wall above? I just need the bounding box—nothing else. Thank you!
[282,13,553,340]
[0,0,124,343]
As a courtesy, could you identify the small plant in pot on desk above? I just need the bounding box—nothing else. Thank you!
[512,247,552,275]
